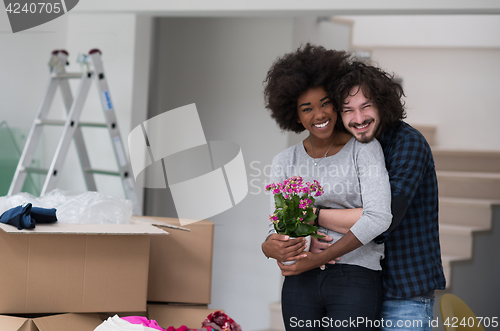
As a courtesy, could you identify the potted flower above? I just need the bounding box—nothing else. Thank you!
[265,176,324,264]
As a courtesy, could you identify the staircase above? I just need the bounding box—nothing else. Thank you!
[433,149,500,287]
[267,125,500,330]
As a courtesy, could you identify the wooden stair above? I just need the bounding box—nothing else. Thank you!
[434,148,500,289]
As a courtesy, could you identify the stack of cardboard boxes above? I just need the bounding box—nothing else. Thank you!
[144,216,220,329]
[0,215,216,331]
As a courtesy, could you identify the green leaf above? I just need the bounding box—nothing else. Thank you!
[286,219,297,232]
[275,221,286,233]
[274,193,285,209]
[295,223,310,237]
[292,194,300,211]
[304,212,316,224]
[311,232,325,239]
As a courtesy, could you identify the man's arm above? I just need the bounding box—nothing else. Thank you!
[309,208,362,255]
[315,208,363,234]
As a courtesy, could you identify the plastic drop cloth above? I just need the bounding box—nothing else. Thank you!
[0,189,132,224]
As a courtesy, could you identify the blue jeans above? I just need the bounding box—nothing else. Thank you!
[281,264,382,331]
[379,297,435,331]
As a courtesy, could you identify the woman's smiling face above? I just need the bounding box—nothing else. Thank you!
[296,86,337,142]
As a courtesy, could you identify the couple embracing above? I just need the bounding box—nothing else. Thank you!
[262,44,445,331]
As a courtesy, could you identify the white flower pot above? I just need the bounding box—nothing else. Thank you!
[282,235,311,266]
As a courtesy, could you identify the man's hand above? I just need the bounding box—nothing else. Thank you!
[277,251,320,276]
[310,231,340,266]
[262,233,307,262]
[310,231,333,254]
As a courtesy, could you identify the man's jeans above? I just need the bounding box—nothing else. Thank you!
[379,297,434,331]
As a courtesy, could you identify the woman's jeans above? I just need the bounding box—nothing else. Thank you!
[281,264,382,331]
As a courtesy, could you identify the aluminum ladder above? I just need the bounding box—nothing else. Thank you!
[8,49,140,215]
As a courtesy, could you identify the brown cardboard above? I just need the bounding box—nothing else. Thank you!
[33,313,103,331]
[148,304,221,329]
[97,311,148,321]
[0,315,32,331]
[0,223,167,314]
[137,216,214,304]
[0,313,102,331]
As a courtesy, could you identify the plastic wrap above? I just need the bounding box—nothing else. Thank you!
[0,189,132,224]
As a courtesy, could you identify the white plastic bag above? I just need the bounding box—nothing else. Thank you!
[0,189,132,224]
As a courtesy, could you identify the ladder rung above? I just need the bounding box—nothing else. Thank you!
[85,169,121,176]
[22,167,49,174]
[36,119,107,128]
[52,72,83,79]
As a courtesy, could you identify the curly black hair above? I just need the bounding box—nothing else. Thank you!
[263,43,350,133]
[333,61,406,132]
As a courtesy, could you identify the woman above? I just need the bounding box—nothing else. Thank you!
[262,44,392,330]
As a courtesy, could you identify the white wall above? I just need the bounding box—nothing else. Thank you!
[292,17,352,51]
[370,47,500,151]
[340,15,500,151]
[344,15,500,49]
[145,17,294,331]
[0,9,67,129]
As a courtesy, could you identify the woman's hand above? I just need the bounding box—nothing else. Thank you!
[277,251,321,276]
[262,233,307,262]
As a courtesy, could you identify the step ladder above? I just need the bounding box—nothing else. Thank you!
[8,49,141,215]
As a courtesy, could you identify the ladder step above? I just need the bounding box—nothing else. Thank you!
[85,169,121,176]
[36,119,107,128]
[22,167,49,174]
[52,72,83,79]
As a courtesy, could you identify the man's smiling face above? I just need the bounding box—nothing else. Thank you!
[340,85,380,143]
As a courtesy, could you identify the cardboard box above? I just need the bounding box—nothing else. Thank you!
[137,216,214,304]
[0,222,167,314]
[148,304,221,329]
[0,313,103,331]
[97,310,148,321]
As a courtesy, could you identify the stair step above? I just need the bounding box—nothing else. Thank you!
[439,197,496,229]
[439,224,475,258]
[437,171,500,200]
[433,149,500,173]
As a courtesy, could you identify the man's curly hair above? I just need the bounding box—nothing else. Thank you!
[333,61,406,132]
[264,44,349,133]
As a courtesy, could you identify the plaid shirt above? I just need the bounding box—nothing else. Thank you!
[377,121,446,298]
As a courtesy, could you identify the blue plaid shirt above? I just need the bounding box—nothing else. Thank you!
[377,121,446,298]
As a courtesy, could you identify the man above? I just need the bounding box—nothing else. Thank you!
[262,61,445,330]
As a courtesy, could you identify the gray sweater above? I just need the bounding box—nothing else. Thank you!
[268,137,392,270]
